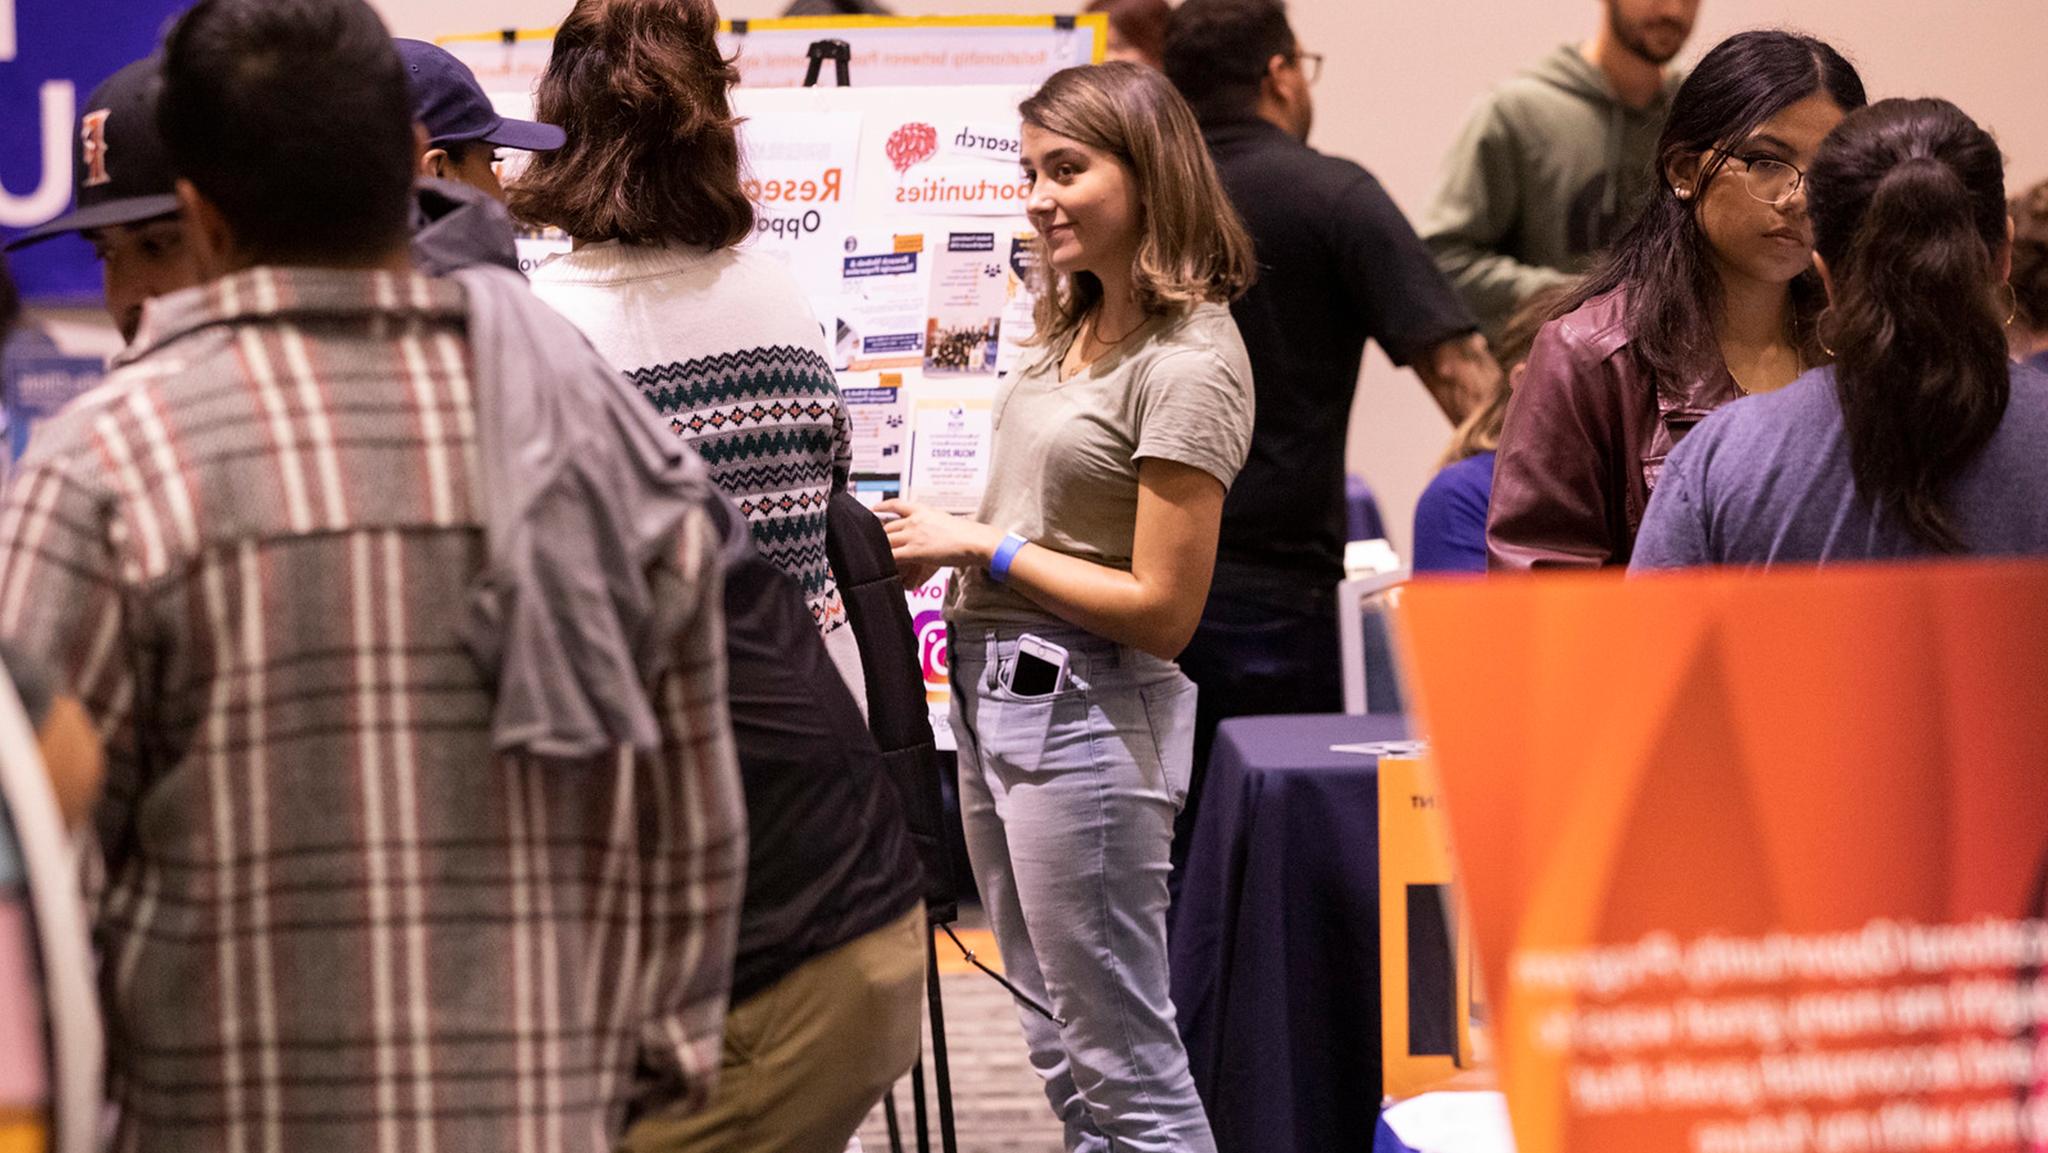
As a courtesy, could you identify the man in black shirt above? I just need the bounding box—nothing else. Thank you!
[1163,0,1499,893]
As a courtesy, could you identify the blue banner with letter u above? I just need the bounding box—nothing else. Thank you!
[0,0,189,303]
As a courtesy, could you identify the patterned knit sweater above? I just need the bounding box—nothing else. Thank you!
[530,242,854,645]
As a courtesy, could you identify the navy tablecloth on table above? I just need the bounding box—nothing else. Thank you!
[1171,712,1410,1153]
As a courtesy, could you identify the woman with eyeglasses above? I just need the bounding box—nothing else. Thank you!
[1631,98,2048,567]
[1486,30,1866,569]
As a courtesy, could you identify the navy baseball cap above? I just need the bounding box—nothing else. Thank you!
[397,39,565,153]
[6,57,180,252]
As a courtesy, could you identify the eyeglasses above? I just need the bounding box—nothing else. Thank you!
[1710,149,1807,207]
[1290,49,1325,85]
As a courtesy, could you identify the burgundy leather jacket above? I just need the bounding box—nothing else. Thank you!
[1486,288,1742,569]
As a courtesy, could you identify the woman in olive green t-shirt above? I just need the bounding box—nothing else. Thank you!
[878,63,1254,1153]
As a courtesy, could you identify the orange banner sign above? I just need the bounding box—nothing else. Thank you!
[1400,561,2048,1153]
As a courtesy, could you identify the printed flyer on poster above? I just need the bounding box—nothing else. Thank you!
[905,382,995,514]
[925,232,1007,376]
[842,369,910,481]
[996,232,1041,376]
[838,231,930,372]
[1400,562,2048,1153]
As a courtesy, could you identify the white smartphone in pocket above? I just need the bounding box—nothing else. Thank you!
[1008,634,1070,697]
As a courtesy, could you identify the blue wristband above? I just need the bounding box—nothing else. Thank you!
[989,532,1030,584]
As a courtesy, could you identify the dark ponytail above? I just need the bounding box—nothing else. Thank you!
[1807,99,2010,553]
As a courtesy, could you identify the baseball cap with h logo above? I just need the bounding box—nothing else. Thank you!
[6,57,180,251]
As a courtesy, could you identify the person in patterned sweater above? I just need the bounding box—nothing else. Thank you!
[512,4,931,1152]
[514,0,864,713]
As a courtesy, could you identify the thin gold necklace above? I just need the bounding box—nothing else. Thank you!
[1064,312,1145,379]
[1728,345,1807,396]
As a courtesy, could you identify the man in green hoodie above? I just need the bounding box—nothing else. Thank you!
[1422,0,1700,338]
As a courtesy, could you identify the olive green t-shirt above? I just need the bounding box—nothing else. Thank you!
[948,301,1255,627]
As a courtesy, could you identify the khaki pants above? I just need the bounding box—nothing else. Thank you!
[624,904,927,1153]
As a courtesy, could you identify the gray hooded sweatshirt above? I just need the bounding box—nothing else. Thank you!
[1421,45,1682,339]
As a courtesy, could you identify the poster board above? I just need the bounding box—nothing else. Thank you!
[1399,561,2048,1153]
[458,20,1098,743]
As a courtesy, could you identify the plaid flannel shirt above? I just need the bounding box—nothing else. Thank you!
[0,267,747,1152]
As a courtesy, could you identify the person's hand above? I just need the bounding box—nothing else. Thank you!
[1421,331,1502,425]
[875,500,1002,584]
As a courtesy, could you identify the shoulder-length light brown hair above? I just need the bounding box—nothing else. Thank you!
[1020,62,1255,351]
[507,0,753,247]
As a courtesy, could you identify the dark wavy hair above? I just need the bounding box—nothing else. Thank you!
[1559,30,1866,383]
[508,0,753,247]
[1807,99,2010,553]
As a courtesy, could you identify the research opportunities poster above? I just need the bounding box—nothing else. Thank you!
[458,17,1098,745]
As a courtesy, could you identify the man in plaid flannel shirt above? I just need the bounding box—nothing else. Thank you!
[0,1,748,1149]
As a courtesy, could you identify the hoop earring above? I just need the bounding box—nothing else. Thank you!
[2000,281,2019,327]
[1815,307,1837,359]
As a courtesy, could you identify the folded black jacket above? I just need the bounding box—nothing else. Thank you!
[709,493,923,1002]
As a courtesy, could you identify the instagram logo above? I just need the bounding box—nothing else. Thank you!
[915,610,949,687]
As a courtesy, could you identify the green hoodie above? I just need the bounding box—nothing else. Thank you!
[1421,45,1683,339]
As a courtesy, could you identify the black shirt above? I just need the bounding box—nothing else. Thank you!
[1203,116,1477,583]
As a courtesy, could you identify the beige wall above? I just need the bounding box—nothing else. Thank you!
[372,0,2048,552]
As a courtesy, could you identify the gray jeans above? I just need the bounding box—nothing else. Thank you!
[949,625,1216,1153]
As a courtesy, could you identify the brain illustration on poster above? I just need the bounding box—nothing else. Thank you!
[870,116,1032,218]
[885,122,939,173]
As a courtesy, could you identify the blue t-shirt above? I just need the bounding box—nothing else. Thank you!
[1632,364,2048,569]
[1411,451,1494,574]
